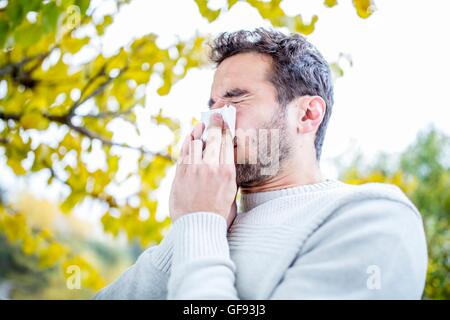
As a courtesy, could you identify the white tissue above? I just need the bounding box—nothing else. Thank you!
[200,105,236,141]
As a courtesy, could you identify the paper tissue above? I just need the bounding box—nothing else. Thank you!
[200,105,236,141]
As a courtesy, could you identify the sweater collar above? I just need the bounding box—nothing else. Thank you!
[239,179,343,212]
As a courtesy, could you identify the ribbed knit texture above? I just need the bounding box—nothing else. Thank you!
[171,212,229,263]
[94,179,428,300]
[149,230,173,273]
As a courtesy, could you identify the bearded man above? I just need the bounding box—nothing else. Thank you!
[95,28,427,300]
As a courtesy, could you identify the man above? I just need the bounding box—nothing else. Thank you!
[94,28,427,299]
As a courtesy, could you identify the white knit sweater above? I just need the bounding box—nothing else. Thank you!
[94,179,428,299]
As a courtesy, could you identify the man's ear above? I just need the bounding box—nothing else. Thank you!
[296,95,326,134]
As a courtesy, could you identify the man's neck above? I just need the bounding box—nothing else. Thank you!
[239,155,323,194]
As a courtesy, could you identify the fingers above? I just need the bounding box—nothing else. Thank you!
[192,122,204,140]
[179,122,204,162]
[184,139,203,165]
[220,122,234,165]
[180,114,232,166]
[203,113,223,165]
[180,135,191,161]
[180,139,202,165]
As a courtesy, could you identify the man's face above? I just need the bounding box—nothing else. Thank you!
[209,52,293,187]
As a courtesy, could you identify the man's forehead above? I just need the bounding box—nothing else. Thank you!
[215,52,271,79]
[210,52,272,96]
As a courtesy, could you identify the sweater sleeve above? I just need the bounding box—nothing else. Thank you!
[269,199,428,299]
[167,212,239,300]
[93,226,174,300]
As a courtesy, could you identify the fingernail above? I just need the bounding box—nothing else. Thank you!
[212,113,222,121]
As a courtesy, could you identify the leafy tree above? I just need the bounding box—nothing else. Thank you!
[0,0,375,296]
[341,127,450,299]
[0,191,135,298]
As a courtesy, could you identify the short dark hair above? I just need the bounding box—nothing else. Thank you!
[209,28,334,160]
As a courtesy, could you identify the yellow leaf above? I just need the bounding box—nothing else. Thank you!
[22,234,38,255]
[7,157,26,175]
[38,242,68,268]
[107,48,128,72]
[96,15,113,36]
[294,15,318,35]
[330,62,344,80]
[353,0,376,19]
[60,132,82,152]
[20,112,49,130]
[89,54,107,76]
[194,0,221,22]
[1,213,27,242]
[101,212,120,237]
[61,36,89,54]
[152,109,180,131]
[324,0,338,8]
[125,68,150,85]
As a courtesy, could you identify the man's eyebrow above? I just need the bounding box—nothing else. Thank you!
[208,88,250,108]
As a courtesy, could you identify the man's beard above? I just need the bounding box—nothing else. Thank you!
[235,107,292,187]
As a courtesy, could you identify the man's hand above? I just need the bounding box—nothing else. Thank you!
[169,113,237,228]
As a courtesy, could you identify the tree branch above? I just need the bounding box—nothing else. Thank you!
[67,122,173,161]
[66,65,128,119]
[0,110,174,162]
[82,108,133,119]
[0,111,20,121]
[0,46,58,78]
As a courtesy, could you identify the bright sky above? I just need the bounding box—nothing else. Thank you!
[2,0,450,231]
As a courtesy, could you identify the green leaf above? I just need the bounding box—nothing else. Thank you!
[14,23,43,47]
[75,0,90,16]
[42,2,60,34]
[22,0,42,13]
[6,0,25,28]
[0,20,10,48]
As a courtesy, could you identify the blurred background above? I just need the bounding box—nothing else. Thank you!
[0,0,448,299]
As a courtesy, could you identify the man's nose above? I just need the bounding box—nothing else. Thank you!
[211,101,226,109]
